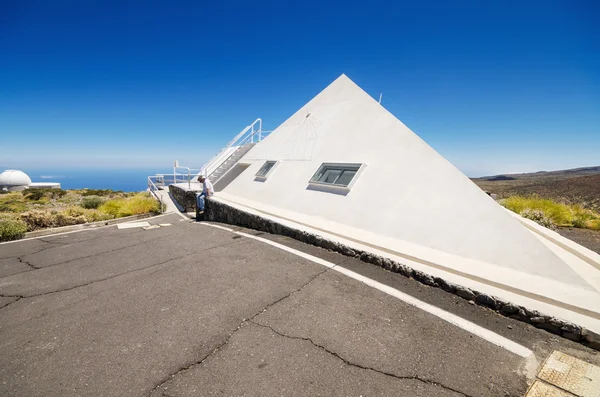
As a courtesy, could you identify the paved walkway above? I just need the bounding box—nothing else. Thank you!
[154,186,184,214]
[0,214,598,396]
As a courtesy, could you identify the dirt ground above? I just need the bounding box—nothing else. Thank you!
[472,173,600,211]
[556,227,600,254]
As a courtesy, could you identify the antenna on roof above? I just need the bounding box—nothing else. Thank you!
[378,93,382,104]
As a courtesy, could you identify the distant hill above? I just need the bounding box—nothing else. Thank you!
[472,166,600,211]
[476,166,600,181]
[485,175,516,181]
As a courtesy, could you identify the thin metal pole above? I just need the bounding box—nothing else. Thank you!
[188,168,191,189]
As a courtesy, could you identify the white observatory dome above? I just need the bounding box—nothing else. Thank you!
[0,170,32,191]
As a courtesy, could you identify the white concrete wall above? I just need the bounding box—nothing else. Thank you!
[219,74,589,288]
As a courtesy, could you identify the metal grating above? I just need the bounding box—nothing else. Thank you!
[537,351,600,397]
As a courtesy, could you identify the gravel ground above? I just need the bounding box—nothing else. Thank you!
[557,227,600,254]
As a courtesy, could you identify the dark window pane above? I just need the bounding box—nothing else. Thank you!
[256,161,276,177]
[335,170,357,186]
[310,163,361,187]
[319,169,342,184]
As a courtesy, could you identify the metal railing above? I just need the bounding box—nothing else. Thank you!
[174,166,201,189]
[146,118,268,195]
[200,118,263,177]
[148,174,186,188]
[147,176,165,214]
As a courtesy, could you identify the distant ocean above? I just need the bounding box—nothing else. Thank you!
[16,168,178,192]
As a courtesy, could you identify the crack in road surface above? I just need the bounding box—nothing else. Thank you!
[0,244,59,261]
[0,230,188,281]
[37,238,71,245]
[148,256,471,397]
[18,257,39,270]
[250,320,472,397]
[0,239,245,310]
[0,295,23,309]
[22,230,185,269]
[147,266,333,397]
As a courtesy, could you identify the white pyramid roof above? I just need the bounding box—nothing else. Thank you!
[216,74,600,330]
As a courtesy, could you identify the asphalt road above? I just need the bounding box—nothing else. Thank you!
[1,213,598,397]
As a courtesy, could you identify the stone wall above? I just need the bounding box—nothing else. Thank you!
[169,185,199,212]
[204,198,599,350]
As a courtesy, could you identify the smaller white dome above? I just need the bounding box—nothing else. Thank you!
[0,170,32,188]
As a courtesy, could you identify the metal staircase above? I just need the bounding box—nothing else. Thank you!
[207,142,256,183]
[200,118,265,184]
[147,118,267,193]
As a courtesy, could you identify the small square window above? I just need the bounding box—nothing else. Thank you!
[255,161,277,179]
[309,163,362,188]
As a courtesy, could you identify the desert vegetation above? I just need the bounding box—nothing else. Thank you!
[0,188,161,241]
[472,167,600,212]
[473,166,600,232]
[500,195,600,231]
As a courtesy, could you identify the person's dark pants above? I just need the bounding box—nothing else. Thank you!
[196,193,206,212]
[196,193,206,221]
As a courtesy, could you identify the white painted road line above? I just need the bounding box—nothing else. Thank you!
[117,221,151,230]
[202,222,534,358]
[204,223,234,232]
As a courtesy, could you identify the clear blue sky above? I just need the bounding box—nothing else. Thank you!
[1,0,598,176]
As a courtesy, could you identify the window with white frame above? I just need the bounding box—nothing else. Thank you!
[309,163,363,188]
[255,161,277,179]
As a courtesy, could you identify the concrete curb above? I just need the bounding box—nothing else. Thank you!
[23,213,157,238]
[204,198,600,351]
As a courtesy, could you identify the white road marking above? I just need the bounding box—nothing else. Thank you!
[173,211,190,221]
[203,223,234,232]
[117,222,151,229]
[202,222,534,358]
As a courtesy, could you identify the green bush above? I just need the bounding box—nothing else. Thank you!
[0,218,28,241]
[0,193,27,213]
[80,196,105,209]
[23,188,67,201]
[98,193,160,217]
[81,189,123,197]
[23,188,46,201]
[501,195,600,230]
[49,189,67,199]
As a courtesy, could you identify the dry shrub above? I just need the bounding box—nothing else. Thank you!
[80,195,105,209]
[0,192,27,213]
[98,193,160,217]
[0,216,28,241]
[586,219,600,231]
[20,207,113,231]
[520,209,556,230]
[501,195,600,230]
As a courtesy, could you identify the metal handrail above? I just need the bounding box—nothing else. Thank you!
[174,166,201,189]
[205,126,261,181]
[147,177,164,213]
[200,118,263,177]
[146,118,265,194]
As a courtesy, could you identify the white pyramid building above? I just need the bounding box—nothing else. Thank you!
[209,74,600,333]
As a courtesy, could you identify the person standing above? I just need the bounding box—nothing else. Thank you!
[196,175,214,220]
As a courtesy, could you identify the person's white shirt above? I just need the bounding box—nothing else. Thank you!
[202,178,214,196]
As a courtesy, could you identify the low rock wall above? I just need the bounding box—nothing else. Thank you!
[204,198,599,350]
[169,185,199,212]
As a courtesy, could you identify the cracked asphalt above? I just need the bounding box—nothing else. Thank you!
[1,214,598,396]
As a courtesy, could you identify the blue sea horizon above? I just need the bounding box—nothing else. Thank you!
[5,168,179,192]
